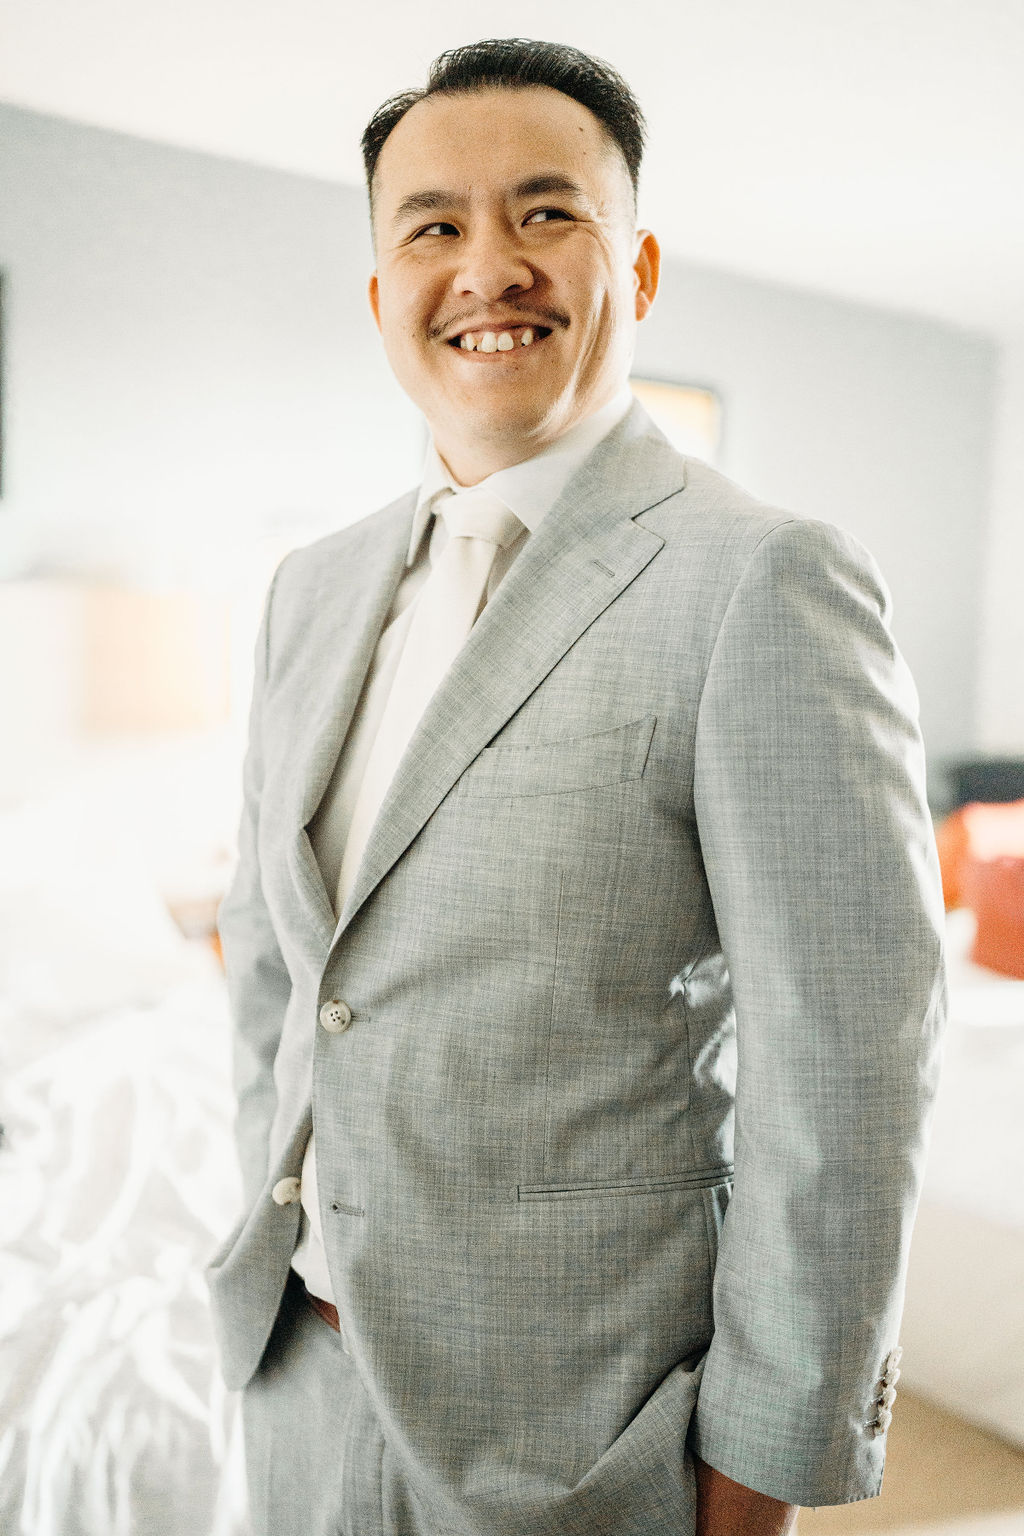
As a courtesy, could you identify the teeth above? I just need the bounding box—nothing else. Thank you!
[458,327,539,352]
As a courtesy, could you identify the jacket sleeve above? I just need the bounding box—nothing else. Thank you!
[217,561,294,1210]
[686,517,947,1506]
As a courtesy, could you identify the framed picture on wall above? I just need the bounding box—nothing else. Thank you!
[630,376,722,466]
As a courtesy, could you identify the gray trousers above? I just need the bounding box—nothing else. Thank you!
[242,1275,698,1536]
[242,1273,428,1536]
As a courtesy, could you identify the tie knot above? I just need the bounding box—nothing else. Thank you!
[438,488,523,549]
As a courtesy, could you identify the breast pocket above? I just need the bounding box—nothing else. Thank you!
[461,714,657,800]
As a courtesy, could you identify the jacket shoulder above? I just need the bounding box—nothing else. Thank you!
[271,490,416,603]
[661,457,792,544]
[650,456,878,590]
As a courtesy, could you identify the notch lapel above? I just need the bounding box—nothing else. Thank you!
[283,493,415,954]
[332,404,687,944]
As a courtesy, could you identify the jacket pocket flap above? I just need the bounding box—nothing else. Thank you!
[516,1163,734,1201]
[462,713,656,799]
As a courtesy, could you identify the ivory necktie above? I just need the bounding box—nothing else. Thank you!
[335,487,524,914]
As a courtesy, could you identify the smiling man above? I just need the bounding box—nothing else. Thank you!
[366,82,657,483]
[210,38,946,1536]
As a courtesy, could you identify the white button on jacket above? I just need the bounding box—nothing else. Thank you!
[271,1176,302,1206]
[319,1000,352,1033]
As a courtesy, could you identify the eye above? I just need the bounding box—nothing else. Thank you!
[524,207,573,224]
[415,221,459,238]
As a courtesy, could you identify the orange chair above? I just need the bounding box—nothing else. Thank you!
[936,800,1024,977]
[935,810,970,911]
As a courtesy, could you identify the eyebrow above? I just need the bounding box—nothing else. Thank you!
[391,174,588,227]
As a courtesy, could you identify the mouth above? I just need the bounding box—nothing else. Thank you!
[446,324,554,355]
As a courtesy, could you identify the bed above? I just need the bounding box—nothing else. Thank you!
[0,744,249,1536]
[899,907,1024,1446]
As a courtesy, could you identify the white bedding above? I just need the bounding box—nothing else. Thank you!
[899,909,1024,1445]
[0,758,248,1535]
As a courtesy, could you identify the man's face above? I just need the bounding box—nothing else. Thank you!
[368,86,659,484]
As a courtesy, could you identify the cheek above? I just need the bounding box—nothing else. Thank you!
[572,247,627,327]
[378,269,434,341]
[580,281,623,355]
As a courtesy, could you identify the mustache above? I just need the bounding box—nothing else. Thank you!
[430,305,570,341]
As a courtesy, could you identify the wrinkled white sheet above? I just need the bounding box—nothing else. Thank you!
[0,762,249,1535]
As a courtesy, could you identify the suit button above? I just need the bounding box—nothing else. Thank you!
[271,1176,301,1206]
[319,999,352,1033]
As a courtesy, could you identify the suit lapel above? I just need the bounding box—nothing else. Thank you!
[332,403,686,942]
[284,493,416,953]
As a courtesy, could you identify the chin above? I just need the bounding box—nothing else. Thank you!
[481,417,562,453]
[483,391,576,432]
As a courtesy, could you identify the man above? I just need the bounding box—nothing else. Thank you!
[209,37,946,1536]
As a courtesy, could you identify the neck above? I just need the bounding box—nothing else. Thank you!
[432,383,630,486]
[435,432,558,487]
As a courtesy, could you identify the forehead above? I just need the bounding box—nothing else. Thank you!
[373,85,626,216]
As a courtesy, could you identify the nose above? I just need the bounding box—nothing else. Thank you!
[451,221,534,302]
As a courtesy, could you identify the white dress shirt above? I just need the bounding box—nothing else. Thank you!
[292,386,633,1302]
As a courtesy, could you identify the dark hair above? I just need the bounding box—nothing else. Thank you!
[361,38,646,212]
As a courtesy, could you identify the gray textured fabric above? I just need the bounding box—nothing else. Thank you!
[209,400,947,1533]
[242,1275,386,1536]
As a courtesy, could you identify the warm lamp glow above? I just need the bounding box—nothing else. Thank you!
[81,585,231,735]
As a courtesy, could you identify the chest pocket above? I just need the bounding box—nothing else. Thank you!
[460,714,656,799]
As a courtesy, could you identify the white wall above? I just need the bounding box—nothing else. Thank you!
[976,338,1024,753]
[0,104,423,587]
[0,104,1001,765]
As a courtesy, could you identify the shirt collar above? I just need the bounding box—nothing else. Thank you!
[406,385,634,566]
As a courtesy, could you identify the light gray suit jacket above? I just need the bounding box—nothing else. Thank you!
[209,400,946,1534]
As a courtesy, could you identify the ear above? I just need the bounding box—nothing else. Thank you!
[632,231,660,321]
[368,272,382,332]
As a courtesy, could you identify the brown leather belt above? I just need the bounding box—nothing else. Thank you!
[304,1286,341,1333]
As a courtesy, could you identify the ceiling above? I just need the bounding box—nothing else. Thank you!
[2,0,1021,337]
